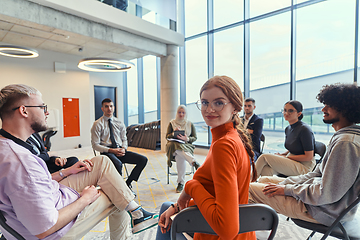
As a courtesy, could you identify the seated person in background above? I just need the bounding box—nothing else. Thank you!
[0,84,158,239]
[26,132,79,173]
[157,76,257,240]
[91,98,147,191]
[165,105,200,193]
[240,97,263,160]
[255,100,315,178]
[249,83,360,231]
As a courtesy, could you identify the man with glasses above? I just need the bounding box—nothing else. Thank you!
[249,83,360,234]
[0,84,158,239]
[240,98,263,160]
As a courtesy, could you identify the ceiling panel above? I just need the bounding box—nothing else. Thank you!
[2,32,45,48]
[0,30,8,41]
[37,40,77,53]
[11,25,53,39]
[0,21,13,31]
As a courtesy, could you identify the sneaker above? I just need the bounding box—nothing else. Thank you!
[193,161,201,170]
[130,206,159,234]
[176,183,184,193]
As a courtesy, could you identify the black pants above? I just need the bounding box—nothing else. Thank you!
[46,156,79,173]
[101,151,147,186]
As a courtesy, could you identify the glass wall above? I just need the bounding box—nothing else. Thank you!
[180,0,358,149]
[124,0,359,150]
[143,55,158,123]
[214,26,244,87]
[127,60,139,125]
[213,0,244,29]
[184,0,207,37]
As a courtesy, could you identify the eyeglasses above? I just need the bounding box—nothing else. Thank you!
[196,99,230,112]
[281,108,296,114]
[12,105,48,113]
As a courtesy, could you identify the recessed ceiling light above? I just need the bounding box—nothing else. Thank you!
[78,58,135,72]
[0,45,39,58]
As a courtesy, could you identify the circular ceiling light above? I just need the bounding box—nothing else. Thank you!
[0,45,39,58]
[78,58,135,72]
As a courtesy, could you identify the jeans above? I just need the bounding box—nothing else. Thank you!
[155,202,188,240]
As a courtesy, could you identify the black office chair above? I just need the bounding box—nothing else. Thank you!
[41,130,57,151]
[171,204,279,240]
[313,141,326,170]
[278,140,326,178]
[291,192,360,240]
[260,133,265,154]
[0,210,25,240]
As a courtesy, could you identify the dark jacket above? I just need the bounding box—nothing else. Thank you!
[242,114,263,159]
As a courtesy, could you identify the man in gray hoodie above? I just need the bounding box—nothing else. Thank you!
[249,83,360,229]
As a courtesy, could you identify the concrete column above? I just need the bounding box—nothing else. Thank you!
[160,45,179,152]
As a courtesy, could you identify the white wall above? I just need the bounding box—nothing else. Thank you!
[0,47,124,151]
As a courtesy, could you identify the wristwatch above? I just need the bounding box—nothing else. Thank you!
[59,169,65,178]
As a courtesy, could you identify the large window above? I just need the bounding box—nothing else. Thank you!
[184,0,207,37]
[185,36,208,104]
[213,0,244,29]
[143,55,158,123]
[250,12,291,91]
[250,0,290,18]
[127,60,138,125]
[180,0,360,149]
[185,36,208,144]
[214,26,244,88]
[250,12,291,144]
[296,0,355,138]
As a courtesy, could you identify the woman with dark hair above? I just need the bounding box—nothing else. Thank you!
[156,76,257,240]
[255,100,315,178]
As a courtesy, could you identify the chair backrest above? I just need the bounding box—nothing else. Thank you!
[0,211,25,240]
[314,141,326,163]
[41,130,57,151]
[292,192,360,239]
[171,204,278,240]
[260,134,265,154]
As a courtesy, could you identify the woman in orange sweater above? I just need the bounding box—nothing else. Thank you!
[156,75,257,240]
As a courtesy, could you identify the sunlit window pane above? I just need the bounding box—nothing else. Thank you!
[249,12,291,151]
[185,37,208,104]
[250,12,291,92]
[185,0,207,37]
[185,36,208,144]
[214,26,244,89]
[127,60,138,125]
[143,55,158,123]
[250,0,290,18]
[213,0,244,29]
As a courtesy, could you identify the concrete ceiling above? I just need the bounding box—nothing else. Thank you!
[0,16,148,60]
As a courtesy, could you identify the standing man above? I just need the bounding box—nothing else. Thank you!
[0,84,158,239]
[249,83,360,232]
[241,98,264,160]
[91,98,148,191]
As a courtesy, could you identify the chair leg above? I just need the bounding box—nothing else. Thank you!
[124,164,130,179]
[167,165,170,184]
[306,231,316,240]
